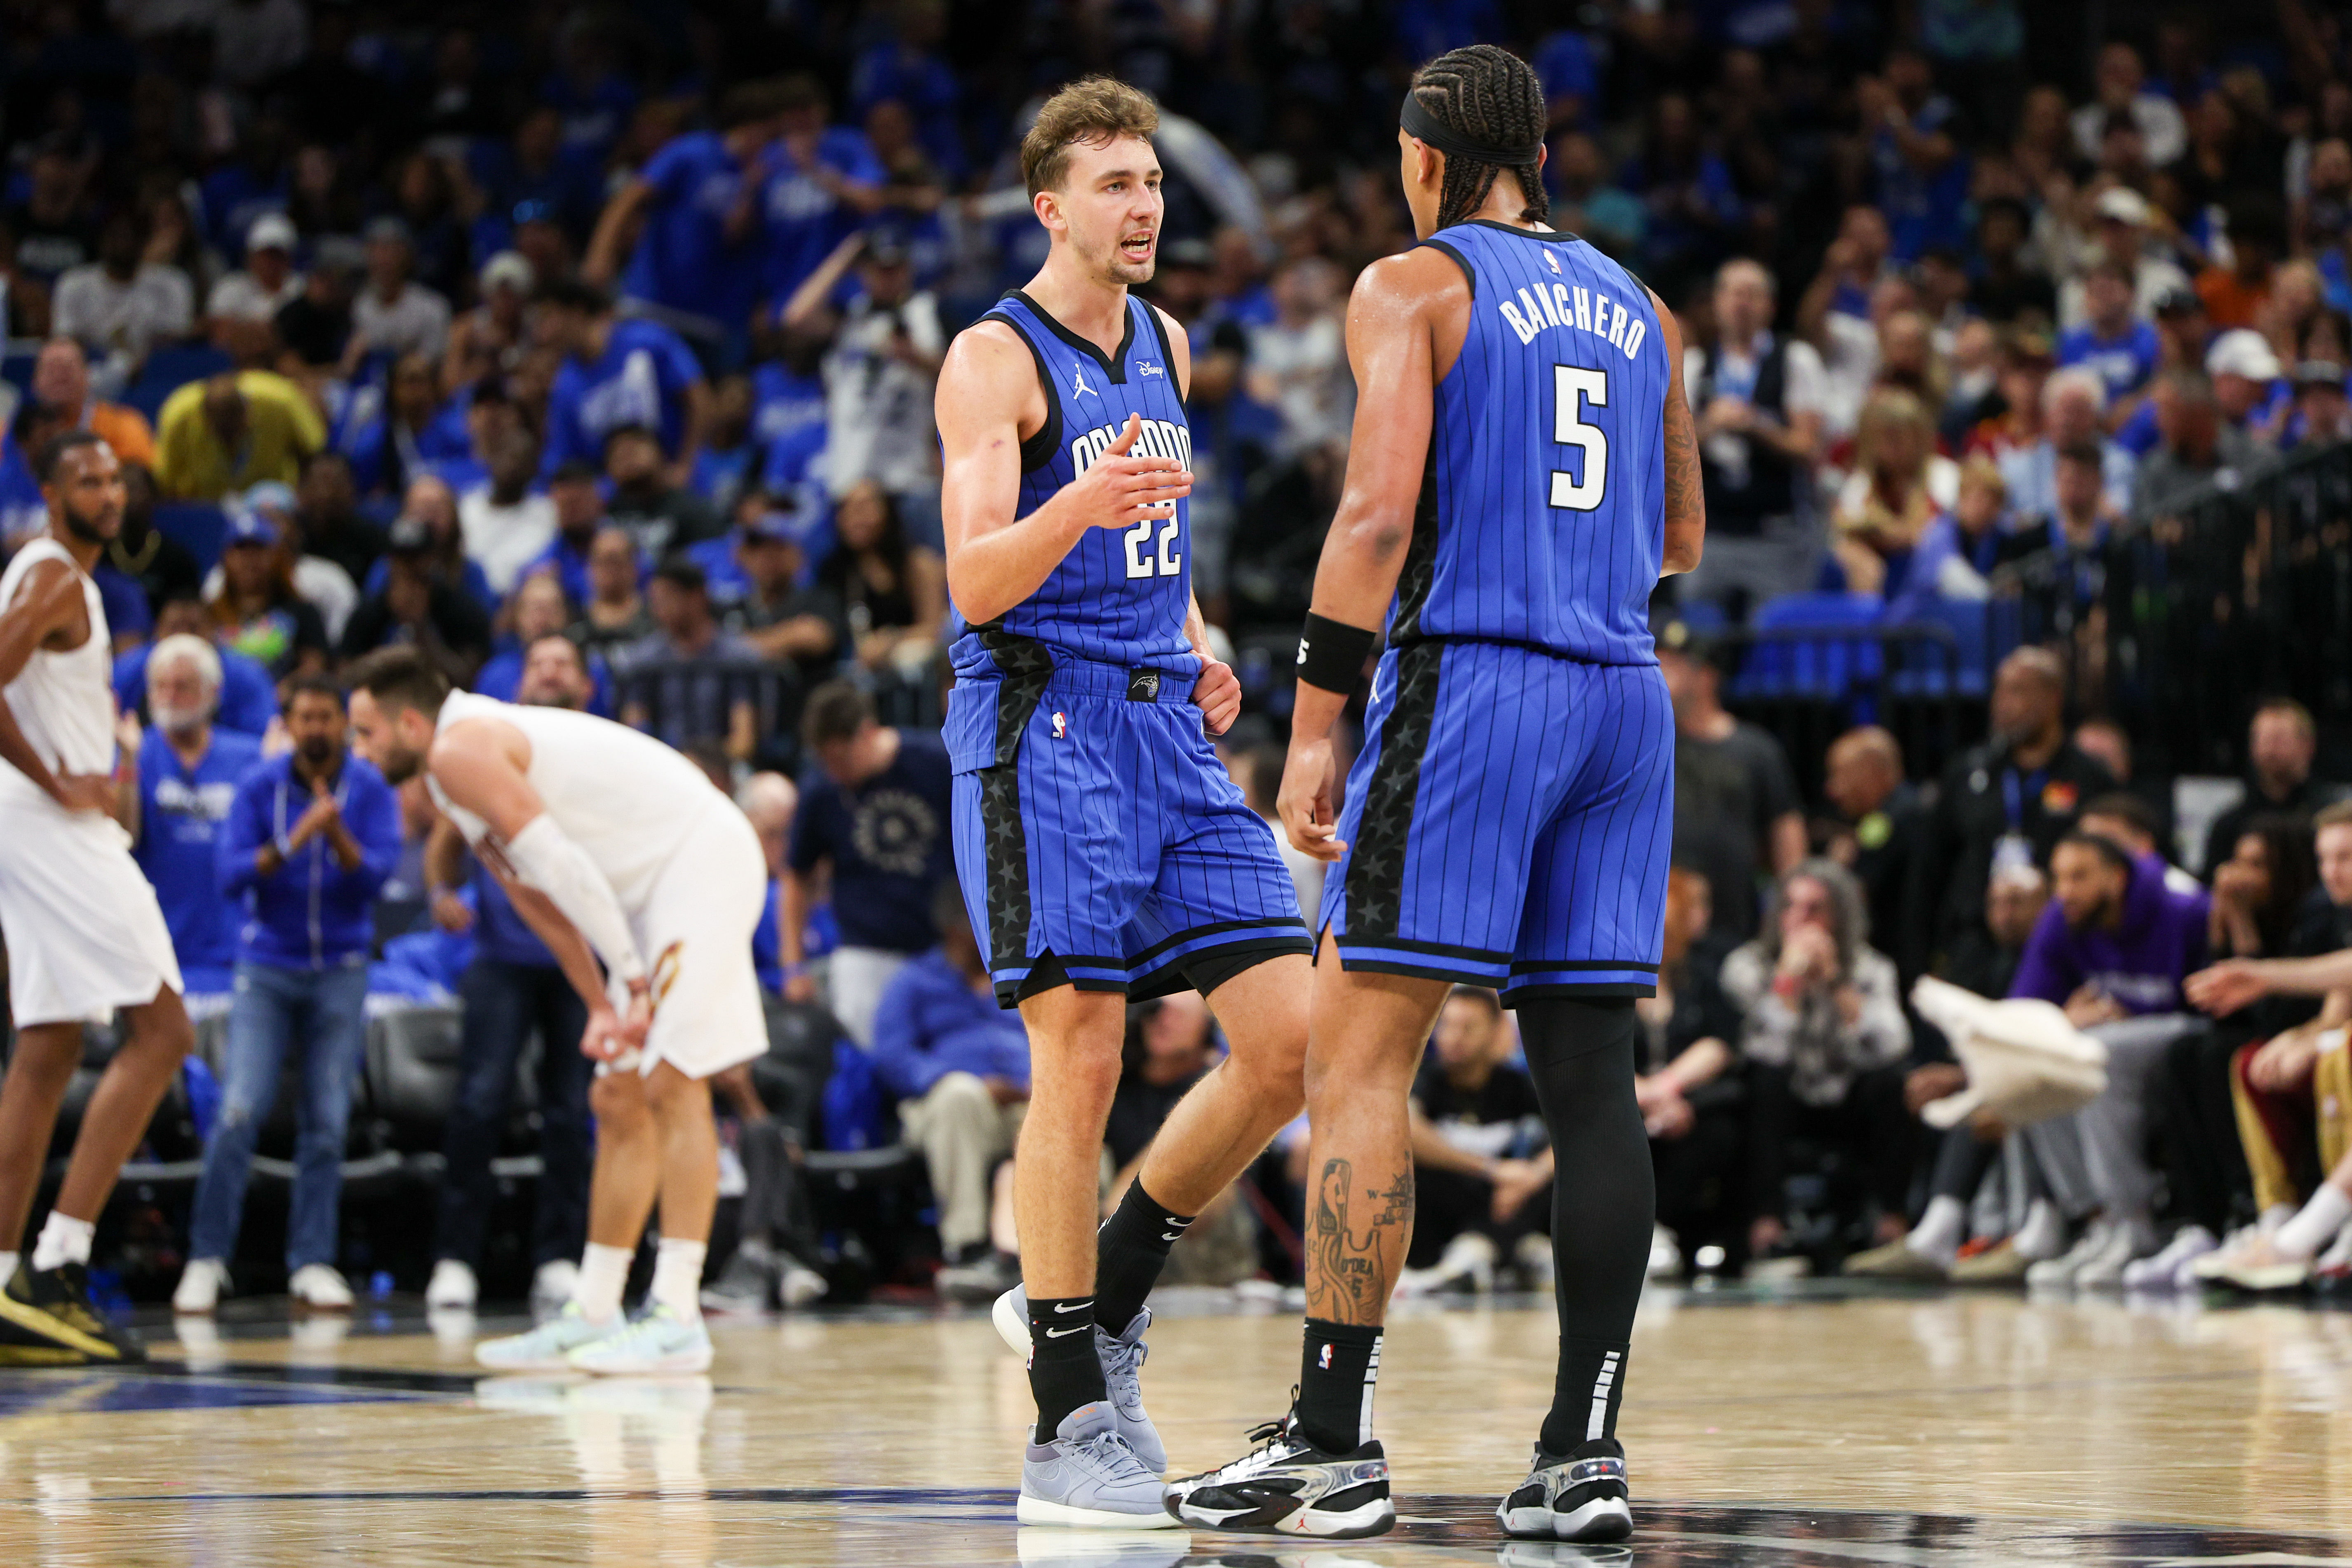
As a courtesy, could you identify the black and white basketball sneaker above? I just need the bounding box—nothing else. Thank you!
[1163,1411,1393,1539]
[1496,1438,1632,1542]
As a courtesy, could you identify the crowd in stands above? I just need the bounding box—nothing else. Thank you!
[15,0,2352,1309]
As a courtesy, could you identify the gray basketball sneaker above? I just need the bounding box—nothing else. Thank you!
[1495,1439,1633,1542]
[994,1285,1168,1473]
[1018,1400,1181,1528]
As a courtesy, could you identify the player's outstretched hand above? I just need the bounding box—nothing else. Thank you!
[1278,735,1348,862]
[1192,656,1241,736]
[1066,412,1191,529]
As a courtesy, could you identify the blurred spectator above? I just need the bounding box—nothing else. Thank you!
[211,481,358,647]
[1891,455,2006,613]
[2077,792,2202,897]
[51,209,192,370]
[1943,862,2051,1004]
[119,634,263,1000]
[208,214,304,337]
[176,677,401,1315]
[1998,368,2134,524]
[820,479,945,676]
[445,252,536,390]
[1682,258,1825,616]
[522,460,610,608]
[615,557,761,761]
[207,506,329,679]
[2072,717,2176,854]
[2057,187,2191,331]
[31,337,154,468]
[585,79,787,368]
[361,475,494,611]
[457,425,555,597]
[569,524,655,668]
[1243,743,1323,923]
[1396,987,1551,1296]
[1924,647,2115,954]
[537,278,708,478]
[1829,388,1954,596]
[2205,329,2291,448]
[473,578,586,705]
[873,879,1029,1298]
[1725,860,1915,1264]
[1818,726,1932,986]
[340,353,455,501]
[273,242,364,372]
[417,658,597,1316]
[2285,357,2352,448]
[2013,831,2211,1286]
[7,135,98,287]
[1100,994,1261,1290]
[2002,440,2125,623]
[2202,699,2339,875]
[338,514,492,681]
[1636,867,1743,1274]
[784,229,944,524]
[1659,630,1805,942]
[2197,196,2286,331]
[1548,131,1644,261]
[1797,207,1897,437]
[716,507,846,691]
[604,424,723,560]
[2136,371,2261,520]
[154,371,325,501]
[292,452,385,590]
[1248,257,1353,480]
[1968,197,2055,324]
[346,217,452,369]
[2058,259,2161,409]
[740,770,815,994]
[786,681,954,1047]
[2072,42,2187,168]
[116,596,278,737]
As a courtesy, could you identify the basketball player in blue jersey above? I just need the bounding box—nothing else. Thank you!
[1167,46,1706,1542]
[932,78,1319,1528]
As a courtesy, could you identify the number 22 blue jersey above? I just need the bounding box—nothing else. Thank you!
[1398,221,1668,665]
[947,290,1195,679]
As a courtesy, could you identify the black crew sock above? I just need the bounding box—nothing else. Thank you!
[1025,1295,1108,1439]
[1095,1181,1194,1333]
[1518,997,1652,1456]
[1296,1318,1382,1454]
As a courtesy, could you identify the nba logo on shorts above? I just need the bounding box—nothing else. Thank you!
[1052,711,1067,739]
[1318,1342,1333,1371]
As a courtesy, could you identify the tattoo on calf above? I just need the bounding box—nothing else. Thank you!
[1307,1159,1417,1325]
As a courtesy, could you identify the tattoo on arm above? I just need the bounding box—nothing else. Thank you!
[1306,1158,1416,1325]
[1662,378,1702,528]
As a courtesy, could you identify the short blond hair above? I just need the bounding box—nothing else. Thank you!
[1022,77,1160,198]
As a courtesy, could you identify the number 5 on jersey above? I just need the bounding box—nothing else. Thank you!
[1551,364,1609,512]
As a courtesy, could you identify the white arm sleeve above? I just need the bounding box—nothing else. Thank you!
[502,814,646,985]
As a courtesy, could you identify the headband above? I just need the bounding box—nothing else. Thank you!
[1399,93,1544,167]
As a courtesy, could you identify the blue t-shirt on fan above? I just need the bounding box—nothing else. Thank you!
[623,131,771,337]
[132,725,263,993]
[542,317,705,475]
[789,727,954,955]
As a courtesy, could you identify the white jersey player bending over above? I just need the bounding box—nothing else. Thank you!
[346,644,767,1373]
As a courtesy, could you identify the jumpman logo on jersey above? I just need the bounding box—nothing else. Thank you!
[1071,363,1096,399]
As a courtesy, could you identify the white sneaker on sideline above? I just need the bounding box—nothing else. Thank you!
[2025,1219,2112,1288]
[1514,1232,1555,1290]
[426,1259,478,1310]
[2122,1226,2216,1290]
[777,1253,829,1308]
[1646,1225,1681,1280]
[2072,1223,2153,1288]
[2317,1223,2352,1283]
[531,1259,580,1316]
[289,1264,355,1311]
[172,1259,230,1315]
[1398,1232,1497,1298]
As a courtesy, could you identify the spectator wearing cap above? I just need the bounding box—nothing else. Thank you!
[115,596,279,737]
[782,226,945,533]
[444,249,535,392]
[615,556,763,760]
[1658,629,1806,942]
[456,423,555,595]
[1680,258,1828,618]
[518,459,611,607]
[2057,186,2192,331]
[2058,259,2162,410]
[584,79,792,367]
[51,207,193,371]
[119,632,264,999]
[603,423,723,561]
[1997,368,2135,524]
[358,474,495,612]
[29,336,153,468]
[154,369,325,501]
[714,501,847,691]
[273,240,364,372]
[2205,328,2292,447]
[338,510,493,681]
[2284,358,2352,449]
[536,277,710,481]
[2071,43,2188,169]
[205,502,330,679]
[207,212,305,345]
[344,217,452,370]
[2135,370,2263,521]
[201,479,358,645]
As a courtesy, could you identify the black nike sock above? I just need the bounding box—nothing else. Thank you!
[1026,1295,1108,1439]
[1519,997,1650,1455]
[1094,1181,1194,1333]
[1296,1318,1382,1454]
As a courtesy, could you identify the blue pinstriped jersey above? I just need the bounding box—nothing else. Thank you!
[1394,220,1668,665]
[948,291,1195,677]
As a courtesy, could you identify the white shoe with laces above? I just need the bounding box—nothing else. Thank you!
[2025,1219,2113,1288]
[289,1264,355,1311]
[2072,1222,2155,1289]
[531,1259,580,1316]
[426,1259,478,1310]
[478,1301,620,1371]
[172,1259,230,1315]
[2121,1226,2216,1290]
[567,1303,713,1375]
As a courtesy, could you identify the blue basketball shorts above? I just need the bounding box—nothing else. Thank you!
[946,645,1312,1008]
[1318,639,1674,1003]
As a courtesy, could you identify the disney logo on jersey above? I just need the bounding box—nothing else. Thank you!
[1071,416,1191,474]
[1137,360,1165,378]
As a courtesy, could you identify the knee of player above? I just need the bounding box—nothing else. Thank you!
[1220,1044,1307,1118]
[590,1071,652,1128]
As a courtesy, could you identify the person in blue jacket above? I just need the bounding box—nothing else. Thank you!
[120,632,262,1001]
[173,674,402,1316]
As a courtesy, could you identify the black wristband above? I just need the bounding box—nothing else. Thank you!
[1296,613,1377,695]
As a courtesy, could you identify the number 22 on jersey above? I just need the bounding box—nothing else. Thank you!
[1070,414,1190,581]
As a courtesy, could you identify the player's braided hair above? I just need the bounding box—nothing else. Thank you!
[1409,45,1551,231]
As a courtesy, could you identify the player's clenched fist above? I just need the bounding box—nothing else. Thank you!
[1277,733,1348,863]
[1065,412,1192,529]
